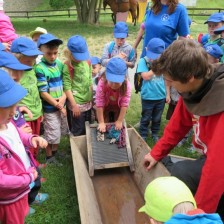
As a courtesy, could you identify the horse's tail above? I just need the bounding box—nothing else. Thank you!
[136,2,139,20]
[103,0,107,11]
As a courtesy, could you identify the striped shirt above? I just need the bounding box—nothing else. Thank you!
[35,58,64,113]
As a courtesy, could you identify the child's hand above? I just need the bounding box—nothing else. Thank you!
[72,104,81,117]
[97,123,106,133]
[20,124,32,134]
[56,96,66,109]
[28,167,38,181]
[31,136,48,149]
[19,106,33,120]
[166,95,171,104]
[117,52,127,60]
[60,108,67,116]
[115,120,123,130]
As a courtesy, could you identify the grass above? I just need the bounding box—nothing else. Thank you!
[11,7,214,223]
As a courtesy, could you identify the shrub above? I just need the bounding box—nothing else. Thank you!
[49,0,74,9]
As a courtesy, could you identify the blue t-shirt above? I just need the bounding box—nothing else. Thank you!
[141,3,189,57]
[137,57,166,100]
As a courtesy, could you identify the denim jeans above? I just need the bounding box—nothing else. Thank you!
[139,98,166,140]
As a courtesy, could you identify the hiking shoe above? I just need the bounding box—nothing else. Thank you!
[31,193,49,205]
[29,207,36,215]
[46,156,63,166]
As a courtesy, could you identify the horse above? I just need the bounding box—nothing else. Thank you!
[103,0,139,26]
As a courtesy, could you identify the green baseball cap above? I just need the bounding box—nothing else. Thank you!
[139,177,196,222]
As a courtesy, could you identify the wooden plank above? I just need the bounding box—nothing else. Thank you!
[85,121,94,177]
[95,162,129,170]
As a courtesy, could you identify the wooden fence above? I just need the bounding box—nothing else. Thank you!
[6,7,224,19]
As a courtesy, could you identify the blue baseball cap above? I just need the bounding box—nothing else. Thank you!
[90,56,100,65]
[114,22,128,38]
[106,57,127,83]
[204,12,224,24]
[204,43,223,59]
[0,42,5,51]
[214,25,224,34]
[0,69,27,107]
[0,51,32,70]
[11,37,43,56]
[37,33,63,48]
[146,38,165,60]
[67,35,89,61]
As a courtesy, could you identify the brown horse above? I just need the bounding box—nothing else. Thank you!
[103,0,139,26]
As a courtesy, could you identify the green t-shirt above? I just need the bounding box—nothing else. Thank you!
[207,37,224,63]
[19,69,42,121]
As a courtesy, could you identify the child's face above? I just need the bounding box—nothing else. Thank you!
[115,38,126,47]
[40,45,58,63]
[221,31,224,38]
[207,22,223,36]
[0,104,17,127]
[207,54,219,64]
[19,55,37,67]
[107,81,122,90]
[92,64,101,76]
[32,33,42,43]
[7,69,24,83]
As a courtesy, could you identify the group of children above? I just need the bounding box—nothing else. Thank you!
[0,4,224,222]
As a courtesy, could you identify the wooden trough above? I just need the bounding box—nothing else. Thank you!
[70,127,173,224]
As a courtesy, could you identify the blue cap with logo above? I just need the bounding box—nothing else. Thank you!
[90,56,101,65]
[11,37,43,56]
[0,42,5,51]
[204,12,224,24]
[0,69,27,107]
[106,57,127,83]
[67,35,89,61]
[114,22,128,38]
[37,33,63,48]
[0,51,32,71]
[214,25,224,35]
[146,38,165,60]
[204,43,223,59]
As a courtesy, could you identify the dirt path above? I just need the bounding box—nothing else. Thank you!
[4,0,43,11]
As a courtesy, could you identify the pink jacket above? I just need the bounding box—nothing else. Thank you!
[0,11,18,43]
[96,79,131,108]
[0,122,35,205]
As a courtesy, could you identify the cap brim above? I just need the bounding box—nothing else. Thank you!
[5,63,32,71]
[214,26,224,34]
[138,205,146,213]
[0,83,27,107]
[38,39,63,48]
[72,51,89,61]
[204,19,222,24]
[114,33,128,38]
[146,51,161,60]
[106,72,125,83]
[29,31,44,38]
[22,49,43,56]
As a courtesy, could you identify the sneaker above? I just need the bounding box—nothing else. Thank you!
[152,135,159,143]
[46,156,63,166]
[29,207,36,215]
[31,193,49,205]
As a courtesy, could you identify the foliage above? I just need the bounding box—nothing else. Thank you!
[49,0,74,9]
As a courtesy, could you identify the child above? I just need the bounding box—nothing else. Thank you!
[137,38,166,142]
[29,27,47,43]
[11,37,44,162]
[214,25,224,38]
[204,43,223,64]
[0,0,18,51]
[96,57,131,132]
[143,39,224,218]
[101,22,136,72]
[0,69,47,224]
[139,177,223,224]
[90,56,102,123]
[63,35,92,136]
[35,33,66,165]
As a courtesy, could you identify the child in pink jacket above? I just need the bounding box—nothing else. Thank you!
[0,70,47,224]
[96,57,131,132]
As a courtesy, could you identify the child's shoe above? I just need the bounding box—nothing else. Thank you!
[46,156,63,166]
[31,193,49,205]
[28,207,36,215]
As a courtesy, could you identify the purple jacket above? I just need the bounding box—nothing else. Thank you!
[0,122,35,205]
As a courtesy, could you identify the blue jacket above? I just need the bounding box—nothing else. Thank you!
[165,213,223,224]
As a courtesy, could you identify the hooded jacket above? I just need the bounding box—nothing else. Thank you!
[0,121,35,205]
[150,64,224,213]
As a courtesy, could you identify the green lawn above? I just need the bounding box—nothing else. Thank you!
[12,9,216,223]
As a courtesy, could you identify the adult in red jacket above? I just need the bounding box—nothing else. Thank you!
[143,39,224,220]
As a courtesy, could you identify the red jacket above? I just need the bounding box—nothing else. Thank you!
[150,98,224,213]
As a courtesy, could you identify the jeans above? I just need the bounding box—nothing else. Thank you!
[139,99,165,140]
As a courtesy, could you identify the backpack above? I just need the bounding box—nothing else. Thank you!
[134,57,151,94]
[64,60,91,79]
[108,41,135,61]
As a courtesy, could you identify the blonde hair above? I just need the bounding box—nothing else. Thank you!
[63,47,73,63]
[173,202,195,214]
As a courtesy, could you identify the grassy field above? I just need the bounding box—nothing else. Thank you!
[12,4,221,223]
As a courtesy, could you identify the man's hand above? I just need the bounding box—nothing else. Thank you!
[143,153,158,171]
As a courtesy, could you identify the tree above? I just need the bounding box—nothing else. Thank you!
[74,0,103,24]
[50,0,74,9]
